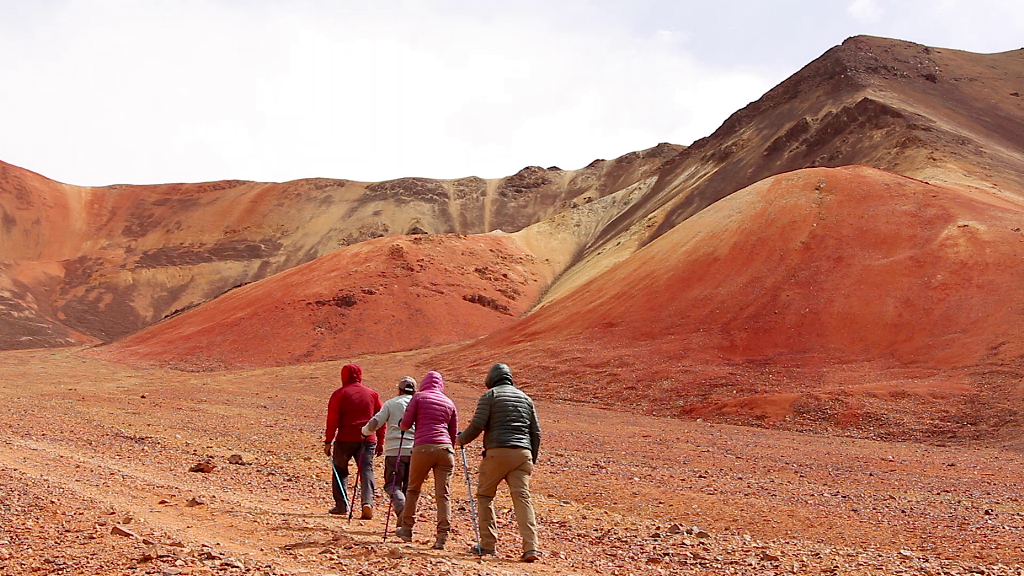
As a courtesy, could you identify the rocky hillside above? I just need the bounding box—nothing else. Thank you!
[540,36,1024,299]
[0,144,680,347]
[434,166,1024,442]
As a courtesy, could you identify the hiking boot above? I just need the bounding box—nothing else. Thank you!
[432,536,446,550]
[328,505,347,515]
[360,505,373,520]
[521,550,541,562]
[395,527,413,542]
[469,544,496,556]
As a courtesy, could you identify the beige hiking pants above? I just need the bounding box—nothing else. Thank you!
[476,447,538,553]
[399,443,454,537]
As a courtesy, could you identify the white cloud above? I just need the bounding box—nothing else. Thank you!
[654,29,677,44]
[0,0,776,185]
[847,0,885,21]
[0,1,1021,187]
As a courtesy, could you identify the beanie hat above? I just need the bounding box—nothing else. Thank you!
[398,376,417,394]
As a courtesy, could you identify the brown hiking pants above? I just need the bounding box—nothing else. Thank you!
[476,447,538,553]
[398,443,454,537]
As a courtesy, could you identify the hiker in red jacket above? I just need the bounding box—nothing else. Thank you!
[324,364,385,519]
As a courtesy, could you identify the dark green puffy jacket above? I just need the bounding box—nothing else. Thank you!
[457,363,541,463]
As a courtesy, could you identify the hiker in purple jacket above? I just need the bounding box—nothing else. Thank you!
[394,371,458,550]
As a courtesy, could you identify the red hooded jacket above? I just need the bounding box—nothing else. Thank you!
[325,364,385,444]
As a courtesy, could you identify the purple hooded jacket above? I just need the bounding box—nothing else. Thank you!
[399,371,458,446]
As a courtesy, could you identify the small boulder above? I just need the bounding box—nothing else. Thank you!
[111,525,138,538]
[189,462,216,473]
[386,546,403,559]
[141,545,175,561]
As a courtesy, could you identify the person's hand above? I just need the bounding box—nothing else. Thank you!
[375,443,384,457]
[323,443,332,458]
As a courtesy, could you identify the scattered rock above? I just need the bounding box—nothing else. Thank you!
[688,526,711,539]
[228,454,248,465]
[141,545,175,561]
[386,546,403,559]
[283,540,323,551]
[667,523,684,534]
[186,496,206,507]
[760,551,781,562]
[189,462,216,473]
[898,549,915,559]
[111,525,138,538]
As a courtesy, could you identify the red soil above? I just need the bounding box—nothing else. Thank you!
[91,233,546,370]
[435,166,1024,439]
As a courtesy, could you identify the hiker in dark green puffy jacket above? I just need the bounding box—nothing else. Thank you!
[457,363,541,562]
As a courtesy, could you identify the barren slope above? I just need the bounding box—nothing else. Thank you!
[545,36,1024,300]
[435,166,1024,441]
[0,144,679,347]
[90,233,548,370]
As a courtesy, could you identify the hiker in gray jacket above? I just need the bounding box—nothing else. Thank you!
[361,376,417,518]
[457,363,542,562]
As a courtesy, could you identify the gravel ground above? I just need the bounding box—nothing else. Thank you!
[1,348,1023,575]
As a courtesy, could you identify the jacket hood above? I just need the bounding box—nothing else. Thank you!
[419,371,445,393]
[341,364,362,386]
[485,363,513,389]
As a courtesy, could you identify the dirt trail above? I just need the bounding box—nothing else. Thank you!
[2,348,1023,575]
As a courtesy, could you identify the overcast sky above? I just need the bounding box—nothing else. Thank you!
[1,0,1022,186]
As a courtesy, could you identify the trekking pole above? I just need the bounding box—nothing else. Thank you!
[382,431,406,542]
[460,446,483,557]
[329,457,351,514]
